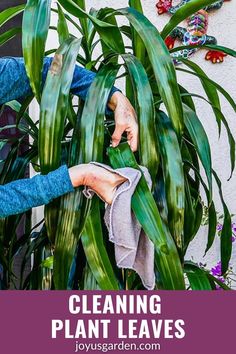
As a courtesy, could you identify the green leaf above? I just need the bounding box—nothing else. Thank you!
[177,65,236,124]
[183,104,212,201]
[41,255,54,269]
[20,226,48,289]
[212,170,232,275]
[128,0,146,65]
[183,159,216,254]
[161,0,218,39]
[6,100,38,141]
[180,91,235,179]
[53,64,119,289]
[0,4,24,27]
[108,143,185,290]
[82,263,101,290]
[129,0,143,13]
[153,169,169,225]
[0,28,21,47]
[178,84,196,112]
[73,0,89,40]
[39,37,81,174]
[96,8,120,64]
[0,144,36,186]
[22,0,52,102]
[117,7,184,136]
[182,172,196,246]
[57,3,70,45]
[51,7,82,35]
[78,65,119,164]
[81,198,119,290]
[207,273,231,290]
[39,37,81,243]
[52,107,84,290]
[178,63,236,178]
[184,262,212,290]
[181,59,222,133]
[205,201,217,255]
[58,0,125,53]
[122,53,159,182]
[156,111,184,250]
[170,44,236,58]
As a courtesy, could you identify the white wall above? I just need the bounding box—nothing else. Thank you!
[30,0,236,277]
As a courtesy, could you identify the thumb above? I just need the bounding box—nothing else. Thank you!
[112,125,124,147]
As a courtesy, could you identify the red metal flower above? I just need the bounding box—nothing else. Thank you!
[205,50,227,63]
[165,35,175,49]
[156,0,172,15]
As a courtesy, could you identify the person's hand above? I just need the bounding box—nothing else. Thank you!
[108,91,138,152]
[68,163,127,204]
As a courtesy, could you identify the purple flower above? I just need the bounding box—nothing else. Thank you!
[217,223,223,232]
[211,261,222,277]
[232,222,236,234]
[232,236,236,243]
[210,262,227,289]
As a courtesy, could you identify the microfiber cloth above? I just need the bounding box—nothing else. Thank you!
[83,162,155,290]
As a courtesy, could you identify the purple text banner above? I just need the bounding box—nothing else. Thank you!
[0,291,234,354]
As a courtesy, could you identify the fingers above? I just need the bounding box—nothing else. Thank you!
[127,127,139,152]
[112,124,125,148]
[112,121,139,152]
[111,94,139,151]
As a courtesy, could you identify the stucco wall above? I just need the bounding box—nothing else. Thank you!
[30,0,236,275]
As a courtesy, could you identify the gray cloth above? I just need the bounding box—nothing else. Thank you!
[83,162,155,290]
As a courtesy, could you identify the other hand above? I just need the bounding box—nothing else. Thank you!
[108,91,138,152]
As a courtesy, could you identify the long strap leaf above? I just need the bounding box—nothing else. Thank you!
[39,37,81,173]
[180,91,235,179]
[156,111,184,250]
[0,4,24,27]
[122,53,159,182]
[81,199,119,290]
[212,170,232,275]
[184,262,212,290]
[108,143,185,290]
[170,44,236,58]
[180,59,222,133]
[128,0,146,65]
[39,37,81,243]
[0,28,21,47]
[58,0,125,53]
[183,104,212,201]
[57,3,70,45]
[207,272,231,290]
[53,64,119,289]
[178,84,196,112]
[117,7,184,137]
[183,159,217,254]
[177,66,236,119]
[22,0,52,102]
[73,0,89,40]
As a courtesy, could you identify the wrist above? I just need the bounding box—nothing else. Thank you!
[108,91,124,111]
[68,164,87,188]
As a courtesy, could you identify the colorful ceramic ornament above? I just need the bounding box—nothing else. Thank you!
[156,0,230,64]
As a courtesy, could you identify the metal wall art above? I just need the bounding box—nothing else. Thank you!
[156,0,230,63]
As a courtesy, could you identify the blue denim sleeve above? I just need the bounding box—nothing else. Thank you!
[0,165,74,218]
[0,57,120,113]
